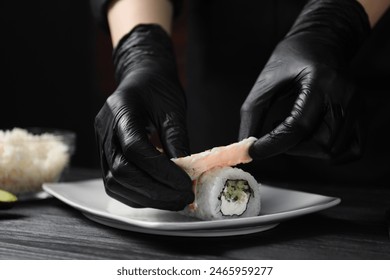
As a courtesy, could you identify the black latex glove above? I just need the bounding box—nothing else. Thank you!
[239,0,370,162]
[95,24,193,211]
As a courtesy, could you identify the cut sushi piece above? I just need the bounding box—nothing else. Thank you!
[172,137,257,180]
[182,167,261,220]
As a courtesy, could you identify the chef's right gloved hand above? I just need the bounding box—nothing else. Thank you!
[239,0,370,162]
[95,24,193,211]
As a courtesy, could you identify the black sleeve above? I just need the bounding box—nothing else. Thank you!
[89,0,183,32]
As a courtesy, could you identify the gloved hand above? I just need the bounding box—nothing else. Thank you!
[95,24,193,211]
[239,0,370,162]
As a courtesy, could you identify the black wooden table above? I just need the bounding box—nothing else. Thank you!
[1,167,390,259]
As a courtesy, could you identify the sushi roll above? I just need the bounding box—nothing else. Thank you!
[182,167,261,220]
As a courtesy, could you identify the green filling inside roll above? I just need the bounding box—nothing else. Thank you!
[222,179,251,202]
[219,179,253,216]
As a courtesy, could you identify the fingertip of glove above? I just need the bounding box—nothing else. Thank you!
[153,190,194,211]
[176,173,193,194]
[174,191,195,211]
[248,140,262,160]
[184,190,195,205]
[163,157,193,189]
[248,139,277,161]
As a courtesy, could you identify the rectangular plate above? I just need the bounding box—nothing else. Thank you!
[43,179,340,237]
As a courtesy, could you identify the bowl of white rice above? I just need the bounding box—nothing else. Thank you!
[0,127,75,198]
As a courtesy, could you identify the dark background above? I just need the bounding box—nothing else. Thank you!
[1,0,389,186]
[0,0,187,168]
[0,0,118,168]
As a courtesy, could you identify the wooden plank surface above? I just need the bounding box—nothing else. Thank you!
[1,168,389,259]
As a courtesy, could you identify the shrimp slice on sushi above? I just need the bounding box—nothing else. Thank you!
[172,137,257,180]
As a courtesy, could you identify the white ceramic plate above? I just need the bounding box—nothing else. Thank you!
[43,179,340,237]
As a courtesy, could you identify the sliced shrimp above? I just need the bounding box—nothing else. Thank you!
[172,137,257,180]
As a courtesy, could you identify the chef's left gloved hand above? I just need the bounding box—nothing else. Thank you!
[239,0,370,162]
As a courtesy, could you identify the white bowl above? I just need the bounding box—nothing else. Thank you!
[0,127,76,197]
